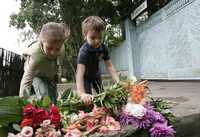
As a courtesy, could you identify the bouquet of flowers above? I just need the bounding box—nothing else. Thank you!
[58,80,176,137]
[117,81,176,137]
[2,79,176,137]
[62,106,121,137]
[7,96,62,137]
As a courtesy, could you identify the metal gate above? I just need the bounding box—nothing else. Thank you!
[0,48,24,96]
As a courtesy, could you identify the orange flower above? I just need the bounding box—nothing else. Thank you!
[131,80,147,104]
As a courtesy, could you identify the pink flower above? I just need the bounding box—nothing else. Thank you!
[65,128,82,137]
[40,119,51,127]
[92,106,106,116]
[45,130,61,137]
[86,119,95,130]
[20,126,33,137]
[99,116,121,133]
[78,111,88,119]
[99,126,109,133]
[105,116,121,131]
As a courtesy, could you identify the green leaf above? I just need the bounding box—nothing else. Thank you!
[42,96,51,108]
[31,100,37,107]
[0,96,22,127]
[22,97,30,106]
[36,100,43,108]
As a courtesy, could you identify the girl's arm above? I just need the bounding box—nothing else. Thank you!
[19,57,37,97]
[104,59,119,83]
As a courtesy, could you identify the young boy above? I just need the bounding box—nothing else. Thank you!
[76,16,119,105]
[19,22,70,104]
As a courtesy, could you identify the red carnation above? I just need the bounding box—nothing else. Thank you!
[50,104,61,127]
[33,108,49,127]
[21,118,33,127]
[23,103,35,119]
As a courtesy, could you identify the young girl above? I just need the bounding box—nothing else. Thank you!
[19,22,70,104]
[76,16,119,105]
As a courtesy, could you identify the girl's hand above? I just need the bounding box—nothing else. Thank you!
[80,93,94,105]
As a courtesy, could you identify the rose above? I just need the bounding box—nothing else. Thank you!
[50,105,61,127]
[33,108,49,127]
[50,104,59,114]
[50,113,61,127]
[23,104,35,119]
[21,118,33,127]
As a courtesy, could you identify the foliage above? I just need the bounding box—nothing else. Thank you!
[94,83,128,109]
[0,96,23,127]
[104,24,124,49]
[10,0,138,81]
[149,97,176,124]
[58,83,128,115]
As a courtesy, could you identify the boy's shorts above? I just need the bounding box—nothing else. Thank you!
[84,76,103,94]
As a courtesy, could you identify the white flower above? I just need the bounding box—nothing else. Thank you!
[129,76,137,83]
[41,119,51,127]
[56,131,61,136]
[20,126,33,137]
[124,102,146,119]
[70,113,79,122]
[7,133,16,137]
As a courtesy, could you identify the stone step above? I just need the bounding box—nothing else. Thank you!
[101,70,128,80]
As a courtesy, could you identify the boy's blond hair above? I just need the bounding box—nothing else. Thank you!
[82,16,106,38]
[39,22,70,42]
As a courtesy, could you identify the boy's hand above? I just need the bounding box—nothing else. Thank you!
[80,93,94,105]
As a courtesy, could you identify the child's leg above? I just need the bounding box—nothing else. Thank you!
[32,77,57,104]
[92,76,103,94]
[84,78,92,94]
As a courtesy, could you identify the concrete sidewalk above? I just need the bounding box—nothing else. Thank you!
[148,81,200,118]
[148,81,200,137]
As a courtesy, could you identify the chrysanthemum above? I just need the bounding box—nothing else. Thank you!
[149,122,176,137]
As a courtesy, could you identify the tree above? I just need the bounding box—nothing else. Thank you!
[10,0,138,81]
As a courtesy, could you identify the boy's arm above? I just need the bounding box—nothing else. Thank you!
[76,64,93,105]
[76,64,86,95]
[104,59,119,83]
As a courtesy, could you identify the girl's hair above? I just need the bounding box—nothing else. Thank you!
[39,22,70,42]
[82,16,106,38]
